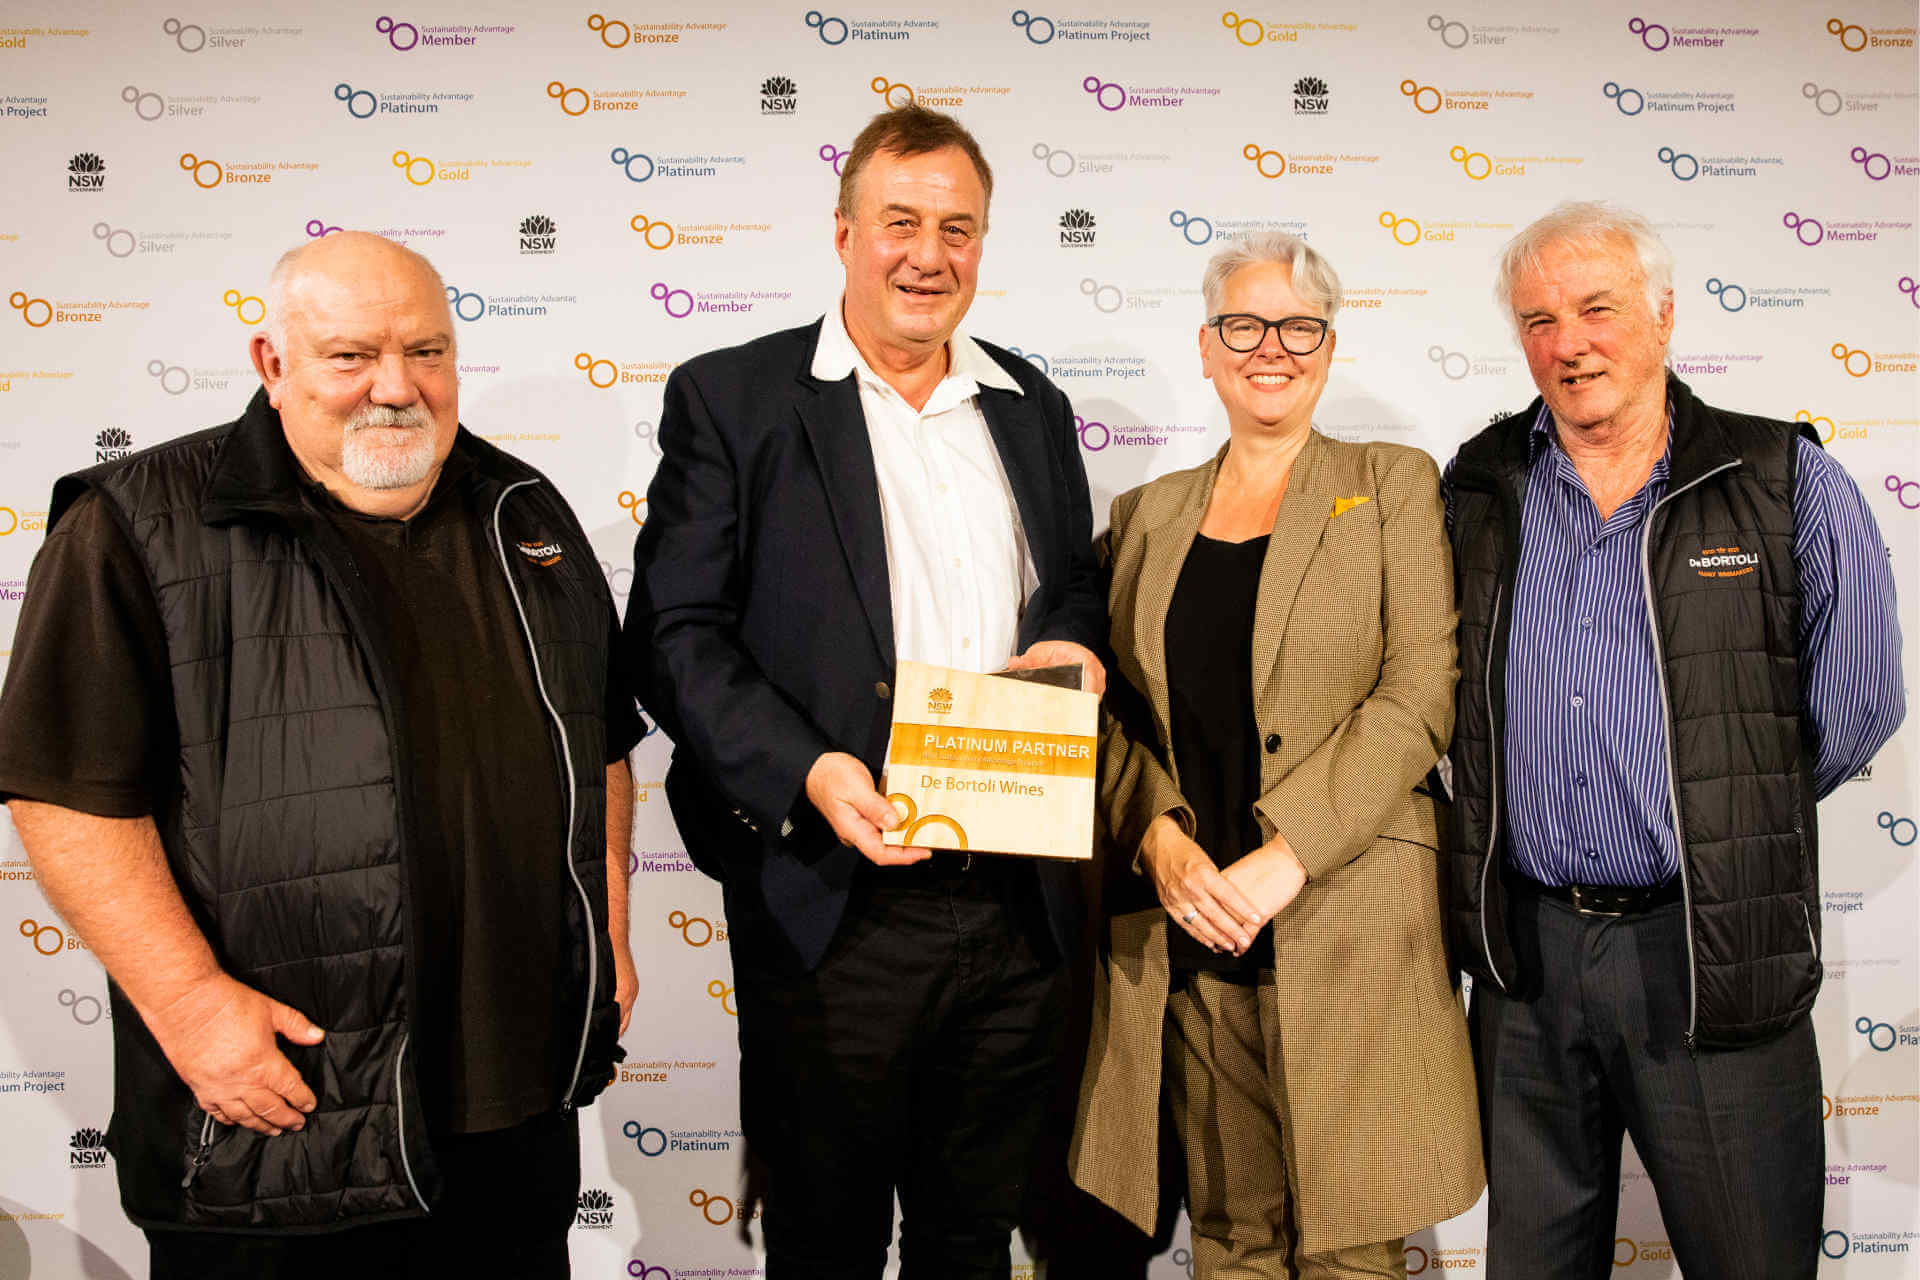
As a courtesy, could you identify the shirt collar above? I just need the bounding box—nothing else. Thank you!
[1532,401,1676,484]
[810,297,1023,398]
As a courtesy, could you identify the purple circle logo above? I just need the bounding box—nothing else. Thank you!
[651,282,694,319]
[1627,16,1670,50]
[1850,146,1891,180]
[1782,211,1824,246]
[375,15,419,50]
[1082,76,1125,111]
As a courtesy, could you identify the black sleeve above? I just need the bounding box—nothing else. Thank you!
[0,491,174,816]
[604,609,649,763]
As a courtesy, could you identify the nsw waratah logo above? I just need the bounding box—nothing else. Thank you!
[1292,75,1328,113]
[518,213,557,254]
[575,1187,616,1228]
[94,428,133,462]
[68,153,106,192]
[69,1127,108,1168]
[1059,208,1096,246]
[761,75,797,113]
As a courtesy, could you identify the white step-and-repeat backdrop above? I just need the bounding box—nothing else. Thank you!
[1,1,1915,1276]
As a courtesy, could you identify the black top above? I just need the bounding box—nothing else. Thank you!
[1164,533,1273,973]
[0,454,645,1134]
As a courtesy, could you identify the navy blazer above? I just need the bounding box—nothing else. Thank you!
[625,320,1105,970]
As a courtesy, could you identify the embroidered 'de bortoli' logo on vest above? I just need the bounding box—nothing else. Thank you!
[1689,545,1759,578]
[517,539,564,567]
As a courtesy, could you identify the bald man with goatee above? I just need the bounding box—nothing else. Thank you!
[0,232,645,1278]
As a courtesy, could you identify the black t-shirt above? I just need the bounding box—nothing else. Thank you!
[0,457,645,1133]
[1164,533,1274,974]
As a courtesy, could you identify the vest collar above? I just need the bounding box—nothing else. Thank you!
[201,387,539,525]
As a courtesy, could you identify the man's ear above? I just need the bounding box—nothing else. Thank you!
[249,333,285,408]
[833,209,852,268]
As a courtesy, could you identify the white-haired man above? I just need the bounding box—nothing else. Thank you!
[1443,201,1903,1279]
[0,231,644,1277]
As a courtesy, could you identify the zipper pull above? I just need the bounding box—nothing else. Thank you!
[181,1113,216,1188]
[1682,1030,1698,1059]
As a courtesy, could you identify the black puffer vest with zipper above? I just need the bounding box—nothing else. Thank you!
[51,391,623,1230]
[1447,374,1821,1048]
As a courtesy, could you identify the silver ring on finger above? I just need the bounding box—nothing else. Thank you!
[1180,908,1198,923]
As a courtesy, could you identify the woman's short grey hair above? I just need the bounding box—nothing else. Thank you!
[1201,232,1343,324]
[1494,201,1674,328]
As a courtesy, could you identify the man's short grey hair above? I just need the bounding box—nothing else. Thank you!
[259,233,450,352]
[1494,201,1675,330]
[1201,232,1343,323]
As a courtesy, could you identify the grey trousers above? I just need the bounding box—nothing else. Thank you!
[1470,888,1823,1280]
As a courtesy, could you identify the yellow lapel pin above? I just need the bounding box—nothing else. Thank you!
[1331,495,1371,518]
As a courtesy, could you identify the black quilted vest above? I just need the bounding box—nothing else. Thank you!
[1447,375,1822,1048]
[51,391,623,1230]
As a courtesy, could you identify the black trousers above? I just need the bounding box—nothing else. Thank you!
[729,856,1068,1280]
[147,1109,580,1279]
[1470,887,1823,1280]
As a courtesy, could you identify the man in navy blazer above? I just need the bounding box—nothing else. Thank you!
[626,105,1106,1278]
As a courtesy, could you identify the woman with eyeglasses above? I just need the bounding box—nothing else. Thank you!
[1069,233,1482,1278]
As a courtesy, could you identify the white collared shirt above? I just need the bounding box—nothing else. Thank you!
[811,302,1036,674]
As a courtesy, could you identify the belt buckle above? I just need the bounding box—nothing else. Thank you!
[1568,884,1626,918]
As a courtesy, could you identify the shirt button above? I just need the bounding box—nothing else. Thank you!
[1264,733,1282,753]
[937,483,949,494]
[1571,694,1585,708]
[961,637,972,650]
[1580,617,1594,629]
[875,681,891,699]
[1574,773,1589,788]
[1584,849,1599,860]
[953,557,963,569]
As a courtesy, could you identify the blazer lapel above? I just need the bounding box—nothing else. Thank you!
[978,386,1056,593]
[1135,459,1217,763]
[1251,431,1332,705]
[796,372,894,669]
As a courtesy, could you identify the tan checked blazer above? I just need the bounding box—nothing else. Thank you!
[1069,430,1484,1255]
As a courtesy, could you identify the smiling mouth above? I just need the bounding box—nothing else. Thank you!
[1249,372,1293,386]
[895,282,946,298]
[1562,371,1606,387]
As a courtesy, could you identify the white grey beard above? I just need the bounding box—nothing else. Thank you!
[340,404,438,490]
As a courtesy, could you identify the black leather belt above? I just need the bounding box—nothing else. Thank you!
[1515,874,1681,918]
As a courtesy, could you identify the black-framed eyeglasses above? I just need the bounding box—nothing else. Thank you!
[1208,313,1329,355]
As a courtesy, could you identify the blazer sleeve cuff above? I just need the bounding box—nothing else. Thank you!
[1254,780,1358,882]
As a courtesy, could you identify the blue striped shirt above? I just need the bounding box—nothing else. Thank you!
[1447,405,1904,887]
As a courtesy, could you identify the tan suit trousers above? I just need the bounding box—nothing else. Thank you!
[1165,970,1406,1280]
